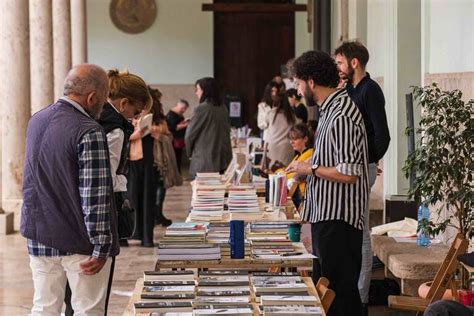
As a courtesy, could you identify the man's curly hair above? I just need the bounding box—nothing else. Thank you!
[291,51,339,88]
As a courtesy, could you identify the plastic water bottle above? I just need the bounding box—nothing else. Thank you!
[417,204,430,247]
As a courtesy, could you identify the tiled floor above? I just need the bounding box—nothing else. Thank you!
[0,179,414,315]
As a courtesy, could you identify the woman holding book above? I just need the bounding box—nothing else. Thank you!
[185,77,232,179]
[128,87,174,248]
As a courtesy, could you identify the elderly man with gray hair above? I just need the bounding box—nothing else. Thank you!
[21,64,118,315]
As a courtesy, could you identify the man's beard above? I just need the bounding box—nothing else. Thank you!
[303,87,317,107]
[343,65,355,84]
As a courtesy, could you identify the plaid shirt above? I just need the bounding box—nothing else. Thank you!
[28,100,113,258]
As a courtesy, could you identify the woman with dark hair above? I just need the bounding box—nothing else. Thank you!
[128,87,173,248]
[166,99,190,173]
[265,92,296,166]
[287,88,308,123]
[185,77,232,178]
[257,81,283,141]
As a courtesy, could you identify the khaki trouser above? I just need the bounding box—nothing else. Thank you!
[29,255,112,316]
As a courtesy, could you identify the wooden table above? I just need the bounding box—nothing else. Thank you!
[124,276,325,316]
[155,242,313,271]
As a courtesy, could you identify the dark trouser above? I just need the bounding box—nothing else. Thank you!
[174,147,183,173]
[155,184,167,223]
[311,220,363,316]
[128,159,156,245]
[64,256,116,315]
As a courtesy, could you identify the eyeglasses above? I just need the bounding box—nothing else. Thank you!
[289,137,302,142]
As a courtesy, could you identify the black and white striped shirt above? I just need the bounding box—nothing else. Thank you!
[302,89,369,230]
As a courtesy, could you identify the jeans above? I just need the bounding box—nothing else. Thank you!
[358,163,378,304]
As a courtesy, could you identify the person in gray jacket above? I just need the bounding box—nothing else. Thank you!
[185,77,232,178]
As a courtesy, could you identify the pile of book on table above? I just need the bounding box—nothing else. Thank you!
[206,222,250,258]
[133,270,195,315]
[251,272,323,316]
[194,270,253,315]
[227,185,260,213]
[157,222,221,261]
[190,173,226,221]
[247,222,293,259]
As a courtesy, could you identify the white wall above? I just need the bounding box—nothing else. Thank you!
[425,0,474,74]
[87,0,213,84]
[295,0,312,57]
[366,0,387,79]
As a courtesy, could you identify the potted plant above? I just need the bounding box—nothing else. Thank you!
[403,83,473,240]
[403,83,473,289]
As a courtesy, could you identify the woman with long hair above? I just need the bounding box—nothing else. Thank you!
[265,91,296,167]
[257,80,284,141]
[185,77,232,178]
[149,87,181,226]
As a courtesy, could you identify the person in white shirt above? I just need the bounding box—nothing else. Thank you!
[257,80,284,141]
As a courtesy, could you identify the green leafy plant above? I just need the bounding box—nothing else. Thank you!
[403,83,474,239]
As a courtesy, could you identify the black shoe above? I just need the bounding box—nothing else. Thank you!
[156,217,172,227]
[141,241,154,248]
[119,239,129,247]
[361,303,368,316]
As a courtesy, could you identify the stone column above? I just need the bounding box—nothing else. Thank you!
[53,0,72,100]
[71,0,88,65]
[29,0,54,115]
[0,0,31,228]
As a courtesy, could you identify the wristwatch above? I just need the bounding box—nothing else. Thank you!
[311,164,319,176]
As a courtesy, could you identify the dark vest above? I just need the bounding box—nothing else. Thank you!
[97,103,134,178]
[20,99,119,257]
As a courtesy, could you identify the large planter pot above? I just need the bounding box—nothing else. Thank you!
[418,281,454,300]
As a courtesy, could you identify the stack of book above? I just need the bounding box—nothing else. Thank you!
[227,185,260,213]
[249,237,293,259]
[157,242,221,261]
[247,221,292,258]
[157,222,221,261]
[194,304,254,315]
[161,222,208,242]
[261,305,323,315]
[251,272,322,315]
[133,270,196,314]
[190,175,226,221]
[251,272,309,302]
[268,174,288,207]
[195,270,252,307]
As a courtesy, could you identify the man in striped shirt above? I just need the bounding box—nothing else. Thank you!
[288,51,369,316]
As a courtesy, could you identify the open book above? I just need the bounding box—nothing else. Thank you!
[138,113,153,136]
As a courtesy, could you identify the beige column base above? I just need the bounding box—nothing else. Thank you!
[2,199,22,230]
[0,211,14,235]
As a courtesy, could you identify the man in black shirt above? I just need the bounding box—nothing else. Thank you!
[335,41,391,316]
[286,88,308,123]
